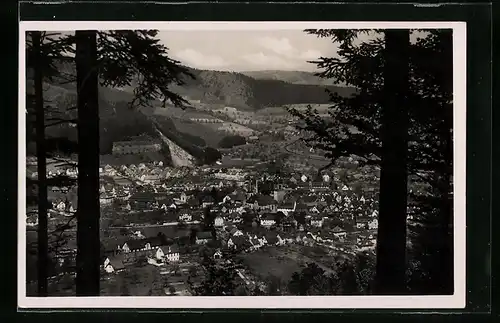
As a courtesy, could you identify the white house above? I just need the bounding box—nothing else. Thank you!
[322,174,330,182]
[56,201,66,212]
[277,202,296,216]
[179,213,192,222]
[213,249,223,259]
[156,245,180,262]
[310,217,324,228]
[232,229,244,237]
[260,214,276,228]
[332,226,347,239]
[368,218,378,230]
[301,174,308,182]
[342,185,349,191]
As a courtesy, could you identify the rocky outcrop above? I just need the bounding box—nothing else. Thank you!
[154,128,195,168]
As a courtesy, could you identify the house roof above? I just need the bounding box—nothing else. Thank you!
[141,226,175,239]
[231,192,246,202]
[278,202,295,209]
[107,255,125,270]
[104,236,130,251]
[130,191,156,201]
[196,231,213,240]
[302,195,317,203]
[160,244,180,254]
[295,203,308,211]
[202,195,215,203]
[332,226,346,233]
[261,213,276,221]
[124,239,147,250]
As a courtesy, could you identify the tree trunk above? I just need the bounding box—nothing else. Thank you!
[33,31,49,297]
[374,30,410,294]
[75,30,101,296]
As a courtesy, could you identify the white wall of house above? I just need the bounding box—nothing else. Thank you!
[166,252,179,262]
[104,264,114,273]
[261,219,276,227]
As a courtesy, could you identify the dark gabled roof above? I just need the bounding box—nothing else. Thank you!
[124,239,147,250]
[265,232,279,243]
[261,213,276,221]
[231,192,246,202]
[295,203,308,211]
[187,197,200,206]
[130,191,156,201]
[146,236,165,247]
[196,231,213,240]
[256,195,278,206]
[202,195,215,203]
[302,195,316,202]
[278,201,295,209]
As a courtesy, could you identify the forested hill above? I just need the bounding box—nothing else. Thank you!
[52,62,354,111]
[240,70,339,86]
[172,68,355,110]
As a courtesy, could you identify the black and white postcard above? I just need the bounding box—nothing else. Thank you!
[18,21,466,309]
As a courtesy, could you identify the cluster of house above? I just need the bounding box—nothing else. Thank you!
[222,226,351,253]
[102,228,215,273]
[111,137,162,155]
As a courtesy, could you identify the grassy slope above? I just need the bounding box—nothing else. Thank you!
[240,70,338,86]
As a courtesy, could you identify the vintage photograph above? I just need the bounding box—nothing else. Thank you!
[19,22,466,308]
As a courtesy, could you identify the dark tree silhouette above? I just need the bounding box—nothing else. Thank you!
[31,31,49,296]
[288,29,453,295]
[202,147,222,165]
[218,135,246,148]
[26,30,76,296]
[51,29,196,295]
[190,259,238,296]
[75,30,100,296]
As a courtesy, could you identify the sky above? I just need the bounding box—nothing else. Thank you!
[156,30,341,72]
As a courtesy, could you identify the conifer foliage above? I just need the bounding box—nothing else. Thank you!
[288,29,453,294]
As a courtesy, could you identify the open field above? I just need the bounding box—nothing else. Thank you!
[171,118,225,147]
[211,122,256,137]
[237,247,302,282]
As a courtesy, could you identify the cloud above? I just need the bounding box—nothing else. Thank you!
[299,49,323,61]
[242,52,296,69]
[256,37,295,57]
[173,48,227,68]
